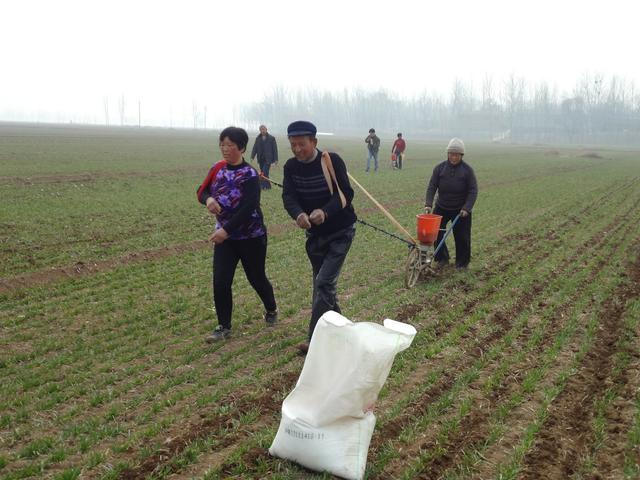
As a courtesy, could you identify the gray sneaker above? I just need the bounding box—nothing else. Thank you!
[265,309,278,326]
[205,325,231,343]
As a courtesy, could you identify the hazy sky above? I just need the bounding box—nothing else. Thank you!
[2,0,639,127]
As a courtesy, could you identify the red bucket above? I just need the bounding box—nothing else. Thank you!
[416,214,442,245]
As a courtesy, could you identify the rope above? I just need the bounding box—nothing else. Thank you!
[355,218,415,247]
[259,173,415,248]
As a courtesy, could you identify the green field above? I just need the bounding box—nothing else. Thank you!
[1,123,640,479]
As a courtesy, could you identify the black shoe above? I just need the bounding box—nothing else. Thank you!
[205,325,231,343]
[265,309,278,326]
[296,342,309,355]
[433,260,449,270]
[456,265,468,271]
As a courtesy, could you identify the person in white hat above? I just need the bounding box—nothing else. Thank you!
[423,138,478,270]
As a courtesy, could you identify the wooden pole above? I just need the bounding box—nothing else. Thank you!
[347,172,417,245]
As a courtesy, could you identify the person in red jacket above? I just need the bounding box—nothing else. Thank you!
[391,133,406,169]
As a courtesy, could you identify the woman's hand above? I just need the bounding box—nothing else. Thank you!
[206,197,222,215]
[209,228,229,244]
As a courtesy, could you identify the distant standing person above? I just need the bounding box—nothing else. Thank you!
[198,126,278,342]
[251,124,278,190]
[282,121,357,355]
[424,138,478,270]
[392,133,406,169]
[364,128,380,172]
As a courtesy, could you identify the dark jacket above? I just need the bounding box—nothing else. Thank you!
[365,134,380,154]
[425,160,478,212]
[251,133,278,166]
[282,150,356,236]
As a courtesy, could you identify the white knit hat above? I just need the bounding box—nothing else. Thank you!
[446,138,465,154]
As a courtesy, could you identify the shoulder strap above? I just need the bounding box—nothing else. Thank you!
[196,160,226,201]
[320,151,347,208]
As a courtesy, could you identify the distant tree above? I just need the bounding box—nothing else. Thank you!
[103,96,110,126]
[118,94,125,126]
[502,74,526,138]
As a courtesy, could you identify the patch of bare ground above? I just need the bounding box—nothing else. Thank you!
[519,246,640,479]
[373,210,638,479]
[591,356,640,478]
[5,303,312,470]
[371,280,549,477]
[365,208,585,448]
[62,260,411,478]
[151,240,526,480]
[0,167,207,186]
[5,175,621,296]
[468,215,640,479]
[0,240,209,294]
[166,443,239,480]
[1,238,406,458]
[114,370,299,480]
[580,152,604,159]
[589,257,640,477]
[0,201,398,295]
[481,164,597,189]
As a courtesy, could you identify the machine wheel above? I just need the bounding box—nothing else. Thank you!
[404,247,421,288]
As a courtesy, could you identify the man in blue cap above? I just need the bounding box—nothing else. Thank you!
[282,121,357,355]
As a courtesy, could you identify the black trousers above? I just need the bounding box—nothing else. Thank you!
[433,206,472,267]
[213,235,276,329]
[305,225,355,341]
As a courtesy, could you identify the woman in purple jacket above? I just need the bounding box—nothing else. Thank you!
[199,127,277,342]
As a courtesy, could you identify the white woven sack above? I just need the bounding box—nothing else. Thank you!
[269,311,416,480]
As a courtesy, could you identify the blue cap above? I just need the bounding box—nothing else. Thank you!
[287,120,317,137]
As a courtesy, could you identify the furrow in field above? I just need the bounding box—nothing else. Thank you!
[518,242,640,479]
[196,175,640,479]
[370,193,640,478]
[408,213,640,480]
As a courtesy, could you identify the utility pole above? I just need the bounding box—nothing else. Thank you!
[119,94,125,126]
[103,96,109,126]
[192,101,198,129]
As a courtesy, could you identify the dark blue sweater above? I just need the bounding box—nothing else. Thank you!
[282,150,357,236]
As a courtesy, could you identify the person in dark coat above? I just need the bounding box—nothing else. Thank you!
[282,120,357,355]
[250,125,278,189]
[365,128,380,172]
[424,138,478,270]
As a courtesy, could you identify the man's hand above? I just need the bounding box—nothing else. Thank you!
[424,206,432,214]
[206,197,222,215]
[209,228,229,244]
[309,209,326,225]
[460,209,469,218]
[296,213,312,229]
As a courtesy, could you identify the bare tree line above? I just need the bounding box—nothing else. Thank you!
[239,74,640,145]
